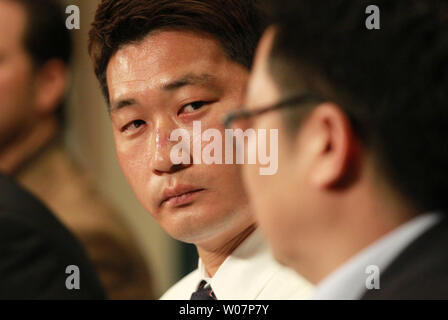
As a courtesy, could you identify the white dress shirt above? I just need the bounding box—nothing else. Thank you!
[312,212,442,300]
[160,229,313,300]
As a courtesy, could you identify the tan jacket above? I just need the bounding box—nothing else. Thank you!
[16,142,154,299]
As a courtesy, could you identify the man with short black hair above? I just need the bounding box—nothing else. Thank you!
[241,0,448,299]
[89,0,311,299]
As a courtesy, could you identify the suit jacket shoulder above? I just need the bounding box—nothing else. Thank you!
[0,174,106,299]
[362,217,448,299]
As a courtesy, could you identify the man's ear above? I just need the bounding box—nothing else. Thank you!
[33,59,69,115]
[299,103,360,189]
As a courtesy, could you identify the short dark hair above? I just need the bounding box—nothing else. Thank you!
[88,0,266,105]
[11,0,72,68]
[264,0,448,212]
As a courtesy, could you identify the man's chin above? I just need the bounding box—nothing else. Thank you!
[160,215,234,246]
[158,215,215,244]
[164,228,211,245]
[155,200,252,245]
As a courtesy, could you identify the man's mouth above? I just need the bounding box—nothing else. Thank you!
[160,185,206,208]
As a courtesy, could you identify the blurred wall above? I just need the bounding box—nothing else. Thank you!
[63,0,182,297]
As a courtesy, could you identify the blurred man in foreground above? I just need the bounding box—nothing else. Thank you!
[239,0,448,299]
[0,0,153,299]
[89,0,312,299]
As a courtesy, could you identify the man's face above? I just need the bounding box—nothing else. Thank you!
[243,28,313,266]
[107,30,254,245]
[0,1,36,150]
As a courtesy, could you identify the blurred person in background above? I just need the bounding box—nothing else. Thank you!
[88,0,312,300]
[0,173,106,299]
[239,0,448,299]
[0,0,153,299]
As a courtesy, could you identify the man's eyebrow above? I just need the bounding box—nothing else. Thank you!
[162,73,216,91]
[110,98,138,113]
[109,73,217,113]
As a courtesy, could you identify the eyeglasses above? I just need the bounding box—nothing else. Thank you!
[223,93,324,130]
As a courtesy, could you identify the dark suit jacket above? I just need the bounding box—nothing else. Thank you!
[0,174,106,299]
[362,216,448,299]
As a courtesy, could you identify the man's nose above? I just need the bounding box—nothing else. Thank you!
[150,121,191,175]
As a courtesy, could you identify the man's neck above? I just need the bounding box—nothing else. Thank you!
[298,180,418,285]
[197,224,257,278]
[0,117,58,175]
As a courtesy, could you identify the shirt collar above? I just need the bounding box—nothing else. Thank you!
[197,228,280,300]
[312,212,442,300]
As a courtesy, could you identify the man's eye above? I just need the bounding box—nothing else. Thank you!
[180,101,207,114]
[121,120,146,133]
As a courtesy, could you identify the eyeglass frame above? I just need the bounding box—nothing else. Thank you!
[222,93,324,129]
